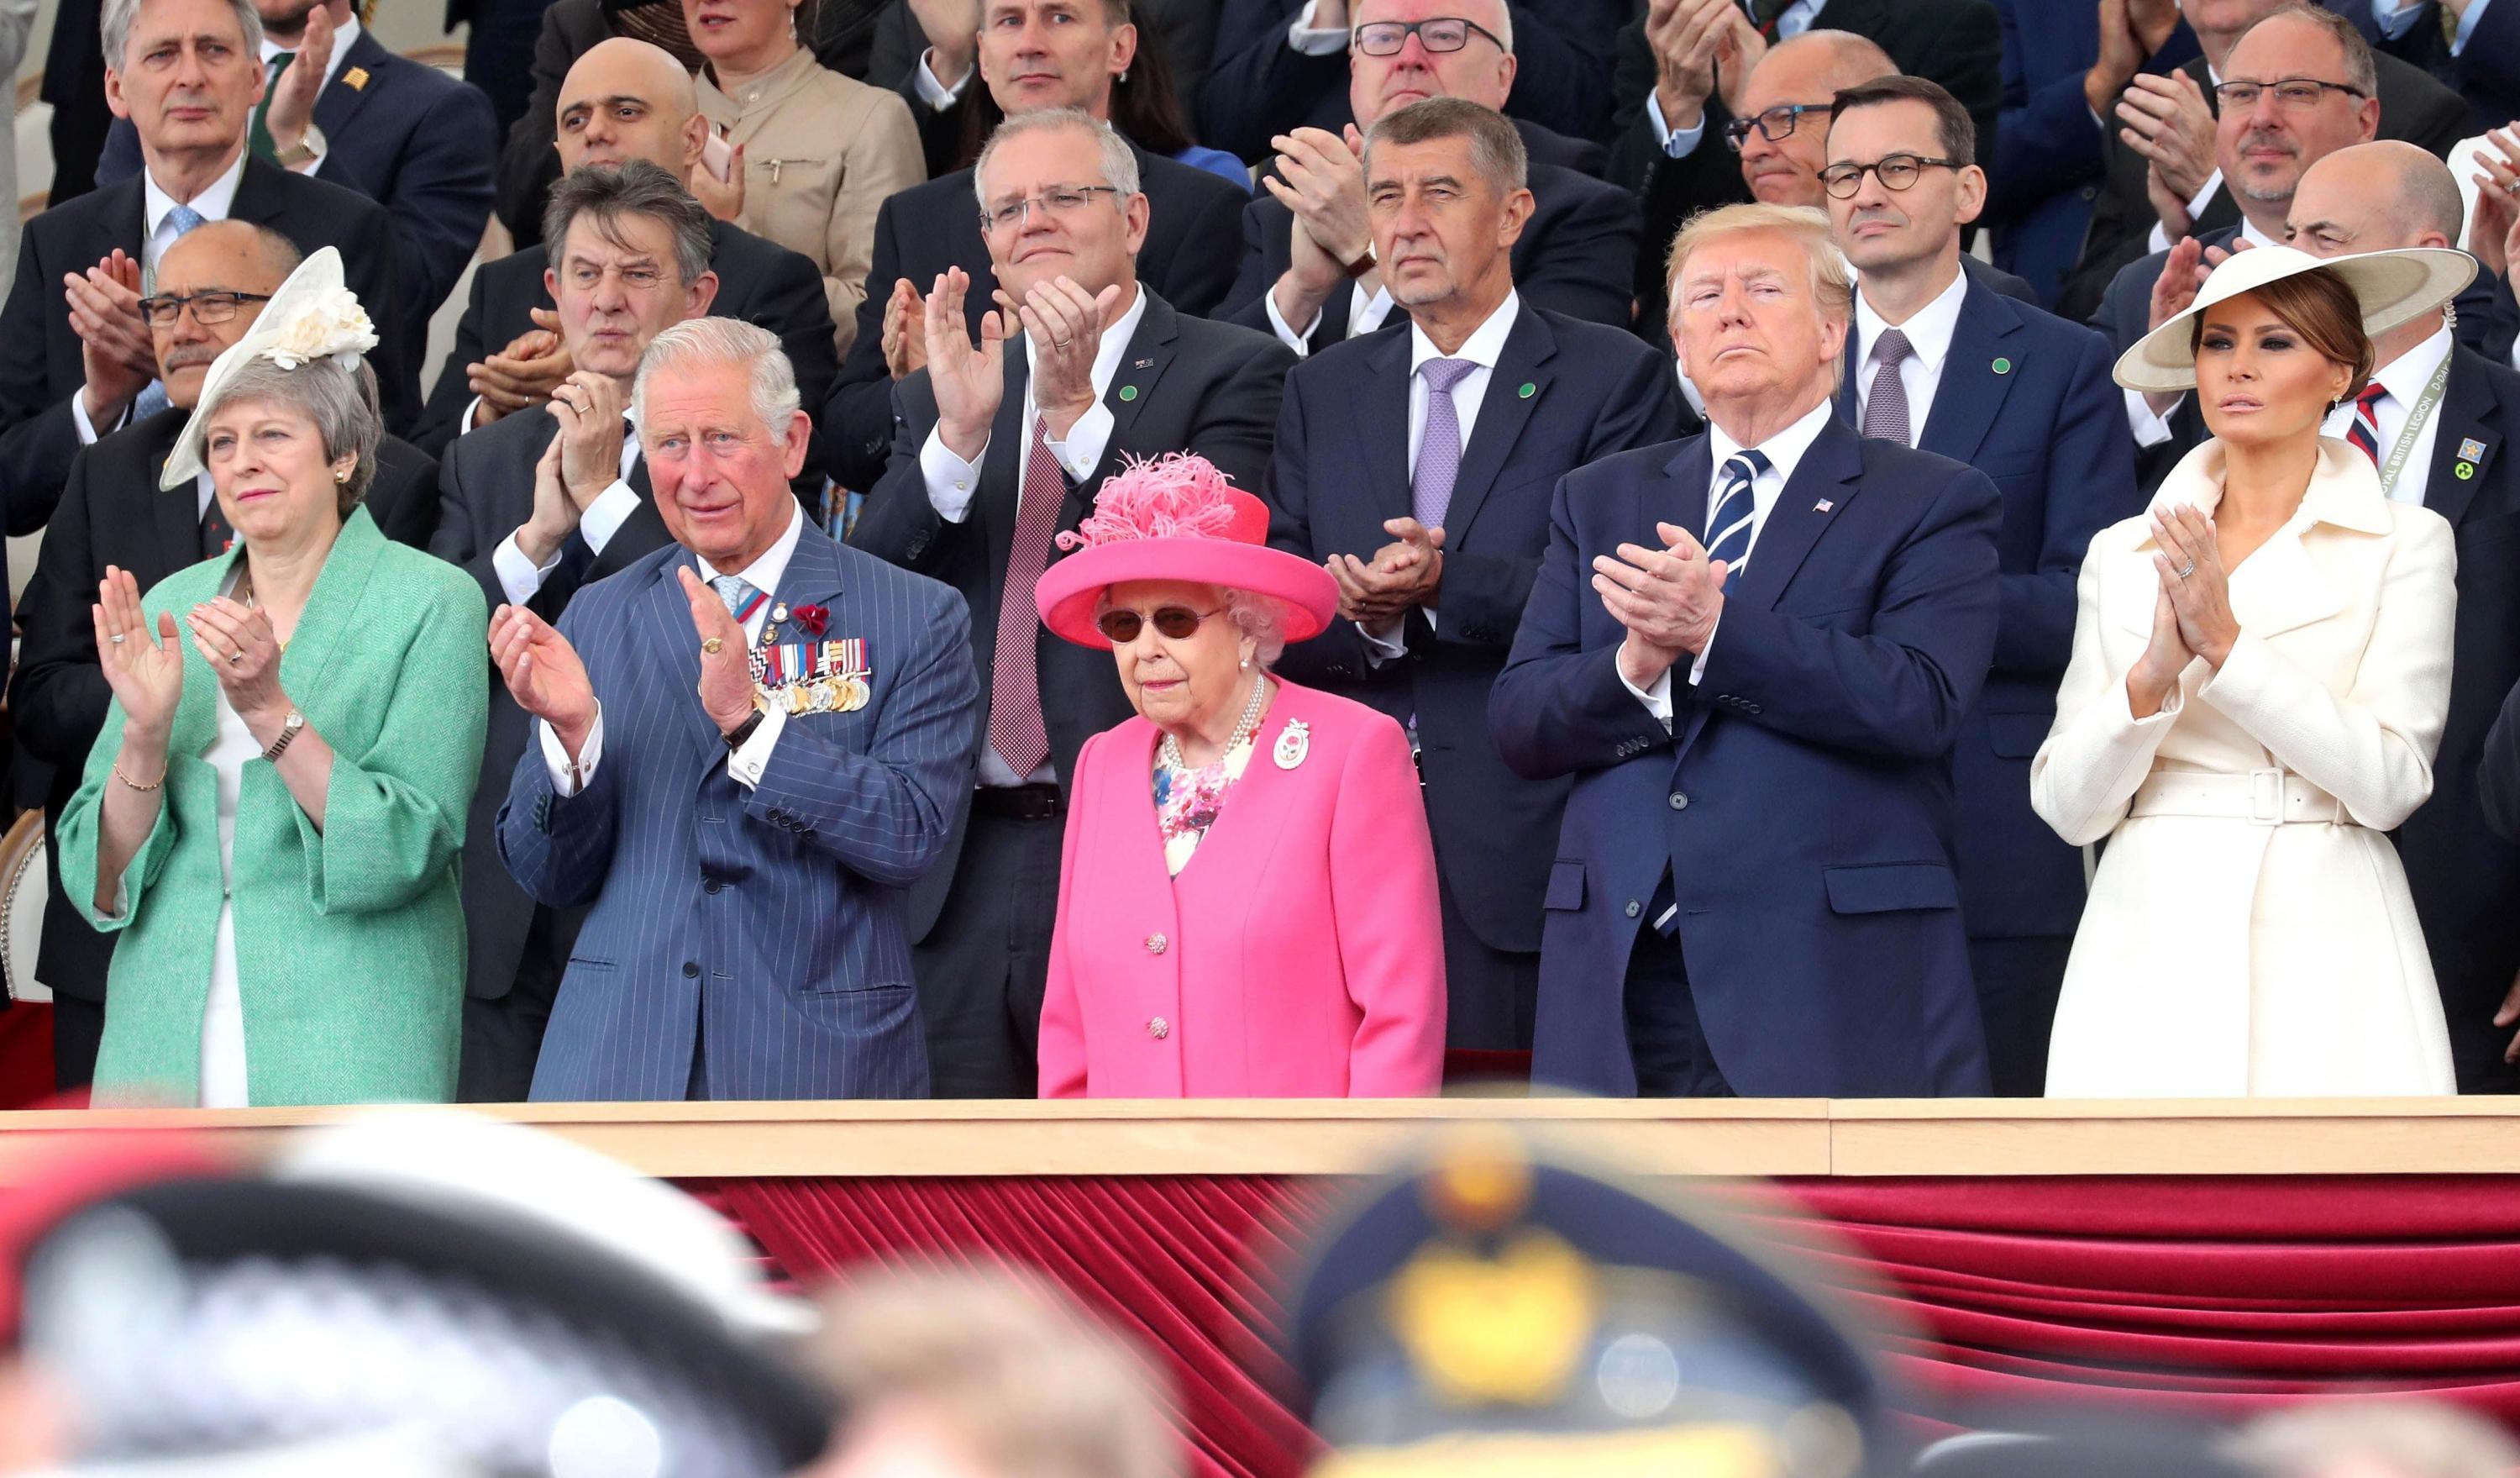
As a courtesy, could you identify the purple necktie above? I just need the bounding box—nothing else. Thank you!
[1412,358,1478,531]
[1863,328,1916,446]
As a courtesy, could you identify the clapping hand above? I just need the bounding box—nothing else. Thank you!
[926,267,1008,462]
[1595,521,1726,689]
[2150,503,2238,666]
[1263,126,1372,273]
[69,251,154,426]
[264,3,333,162]
[676,566,759,735]
[882,278,931,381]
[1330,518,1444,626]
[2469,129,2520,279]
[2119,69,2216,222]
[1645,0,1735,134]
[93,566,183,743]
[186,596,287,731]
[470,308,571,426]
[489,603,598,759]
[996,275,1121,433]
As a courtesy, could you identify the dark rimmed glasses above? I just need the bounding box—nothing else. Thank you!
[1723,103,1831,152]
[1095,606,1224,644]
[2212,76,2368,111]
[137,289,273,328]
[1820,154,1964,198]
[1351,17,1508,56]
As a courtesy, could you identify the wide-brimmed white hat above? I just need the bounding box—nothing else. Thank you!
[159,245,381,491]
[2113,244,2475,393]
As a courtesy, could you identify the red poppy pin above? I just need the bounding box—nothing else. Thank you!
[795,603,830,637]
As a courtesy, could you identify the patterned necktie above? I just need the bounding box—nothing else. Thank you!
[133,207,207,423]
[200,495,234,560]
[1862,328,1917,447]
[987,413,1066,780]
[249,51,297,160]
[1704,449,1771,591]
[1411,358,1478,532]
[2344,382,2389,465]
[711,573,758,623]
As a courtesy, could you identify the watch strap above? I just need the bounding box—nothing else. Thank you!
[722,711,765,750]
[261,712,305,763]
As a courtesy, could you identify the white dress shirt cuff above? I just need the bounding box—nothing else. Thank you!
[726,704,786,790]
[1359,617,1406,665]
[540,705,603,796]
[1646,91,1709,160]
[1264,287,1322,354]
[1620,660,1677,729]
[71,391,124,445]
[461,394,487,435]
[2124,388,2182,448]
[493,529,564,606]
[913,49,972,108]
[2148,170,2227,253]
[920,426,986,523]
[1688,617,1719,687]
[1287,1,1349,53]
[1045,402,1112,481]
[579,479,640,554]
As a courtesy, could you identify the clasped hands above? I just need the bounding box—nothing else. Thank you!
[2125,503,2240,718]
[924,266,1122,462]
[1330,518,1444,630]
[490,567,761,765]
[1595,523,1726,690]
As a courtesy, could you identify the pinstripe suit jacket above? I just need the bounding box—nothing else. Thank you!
[498,523,980,1101]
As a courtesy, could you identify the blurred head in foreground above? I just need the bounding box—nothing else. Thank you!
[0,1114,828,1478]
[1284,1127,1896,1478]
[801,1269,1177,1478]
[2229,1400,2520,1478]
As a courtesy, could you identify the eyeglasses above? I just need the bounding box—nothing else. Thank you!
[1819,153,1963,198]
[1723,103,1831,152]
[978,184,1125,233]
[2211,76,2367,112]
[1095,605,1224,643]
[1350,17,1508,56]
[137,289,273,328]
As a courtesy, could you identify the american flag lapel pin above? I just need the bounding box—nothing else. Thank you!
[1814,498,1835,513]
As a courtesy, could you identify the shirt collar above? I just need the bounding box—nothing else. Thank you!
[144,146,249,238]
[1708,396,1836,488]
[1021,280,1149,397]
[1854,266,1968,376]
[1408,290,1521,375]
[695,498,807,598]
[262,9,360,93]
[2238,215,2281,250]
[2371,321,2455,403]
[697,45,823,113]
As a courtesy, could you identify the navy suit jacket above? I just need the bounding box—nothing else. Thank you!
[1839,278,2139,940]
[499,524,980,1101]
[1263,306,1689,976]
[1217,159,1642,350]
[96,29,497,325]
[2328,0,2520,134]
[1490,416,2000,1097]
[823,142,1249,491]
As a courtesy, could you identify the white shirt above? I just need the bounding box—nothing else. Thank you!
[2373,0,2493,48]
[1265,277,1399,355]
[491,419,645,606]
[540,499,807,795]
[1621,396,1837,720]
[2319,320,2455,506]
[1361,292,1521,658]
[1646,0,1828,158]
[912,45,972,108]
[1852,266,1969,446]
[2124,214,2282,445]
[68,150,254,447]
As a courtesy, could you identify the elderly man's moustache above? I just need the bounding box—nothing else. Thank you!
[163,346,221,371]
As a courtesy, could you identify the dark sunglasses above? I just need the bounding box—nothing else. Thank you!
[1095,605,1223,643]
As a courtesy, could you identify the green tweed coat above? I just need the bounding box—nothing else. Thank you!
[59,509,490,1106]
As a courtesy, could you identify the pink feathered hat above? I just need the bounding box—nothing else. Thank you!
[1035,453,1339,650]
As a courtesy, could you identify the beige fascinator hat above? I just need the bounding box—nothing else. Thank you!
[2113,245,2475,394]
[159,245,381,490]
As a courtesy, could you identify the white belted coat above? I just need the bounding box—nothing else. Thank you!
[2033,437,2457,1097]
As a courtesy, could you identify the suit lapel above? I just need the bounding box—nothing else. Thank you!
[93,176,148,271]
[1086,292,1178,491]
[311,30,390,142]
[1917,282,2020,465]
[591,450,669,581]
[1730,418,1864,613]
[278,507,383,692]
[646,548,731,762]
[1352,325,1414,524]
[144,420,202,575]
[1443,308,1555,546]
[227,157,295,227]
[2424,348,2498,528]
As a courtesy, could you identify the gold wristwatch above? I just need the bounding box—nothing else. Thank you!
[273,124,326,171]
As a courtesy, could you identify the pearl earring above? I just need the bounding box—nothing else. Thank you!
[1240,656,1251,671]
[333,469,349,484]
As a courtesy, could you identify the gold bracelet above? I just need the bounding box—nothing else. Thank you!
[113,761,165,792]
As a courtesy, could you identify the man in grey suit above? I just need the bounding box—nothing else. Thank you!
[491,317,979,1102]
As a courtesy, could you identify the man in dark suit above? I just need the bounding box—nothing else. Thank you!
[8,220,436,1091]
[2325,0,2520,134]
[43,0,114,208]
[824,20,1250,492]
[97,0,500,325]
[2057,0,2466,323]
[429,162,726,1102]
[1986,0,2197,308]
[0,0,410,570]
[1609,0,2003,329]
[1824,78,2140,1094]
[412,38,837,469]
[492,318,979,1101]
[852,110,1295,1097]
[1264,101,1688,1050]
[1214,14,1641,356]
[1200,0,1624,165]
[1490,203,2000,1097]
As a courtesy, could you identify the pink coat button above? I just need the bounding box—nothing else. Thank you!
[1145,933,1168,954]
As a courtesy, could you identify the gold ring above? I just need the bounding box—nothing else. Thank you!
[702,637,724,655]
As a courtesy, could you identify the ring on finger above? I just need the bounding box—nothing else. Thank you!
[2177,559,2197,580]
[229,649,244,664]
[110,633,126,645]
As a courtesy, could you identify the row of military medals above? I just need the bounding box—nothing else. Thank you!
[750,602,872,717]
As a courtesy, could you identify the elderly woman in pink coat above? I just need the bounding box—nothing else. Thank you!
[1030,455,1446,1098]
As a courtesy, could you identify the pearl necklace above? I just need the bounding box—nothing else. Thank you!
[1159,674,1270,772]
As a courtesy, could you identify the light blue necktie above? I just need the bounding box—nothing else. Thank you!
[130,205,208,423]
[1704,449,1771,591]
[711,574,759,623]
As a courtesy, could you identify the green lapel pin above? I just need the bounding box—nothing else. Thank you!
[1118,384,1139,402]
[1992,356,2013,376]
[2457,461,2476,480]
[1518,381,1536,398]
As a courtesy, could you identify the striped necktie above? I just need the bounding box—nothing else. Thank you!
[2344,382,2388,465]
[1704,449,1771,590]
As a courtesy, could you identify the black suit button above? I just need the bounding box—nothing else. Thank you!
[803,828,817,843]
[1745,702,1762,715]
[681,961,700,978]
[704,877,724,894]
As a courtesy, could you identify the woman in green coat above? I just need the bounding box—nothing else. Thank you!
[61,250,488,1107]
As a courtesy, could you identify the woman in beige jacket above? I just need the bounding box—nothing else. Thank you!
[2034,245,2474,1097]
[687,0,925,356]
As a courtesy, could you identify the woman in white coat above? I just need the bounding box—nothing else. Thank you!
[2034,245,2473,1097]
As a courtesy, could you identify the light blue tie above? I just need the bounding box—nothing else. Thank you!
[711,574,758,621]
[131,206,208,423]
[1704,449,1770,591]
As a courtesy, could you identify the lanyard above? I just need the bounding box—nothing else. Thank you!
[2373,351,2453,502]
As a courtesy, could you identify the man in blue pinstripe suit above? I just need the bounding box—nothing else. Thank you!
[491,318,980,1101]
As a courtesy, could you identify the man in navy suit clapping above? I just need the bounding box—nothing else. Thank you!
[1492,200,2000,1098]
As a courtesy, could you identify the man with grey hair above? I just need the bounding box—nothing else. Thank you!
[1264,96,1686,1050]
[854,106,1293,1097]
[1215,0,1641,356]
[0,0,408,574]
[430,159,727,1102]
[493,318,979,1100]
